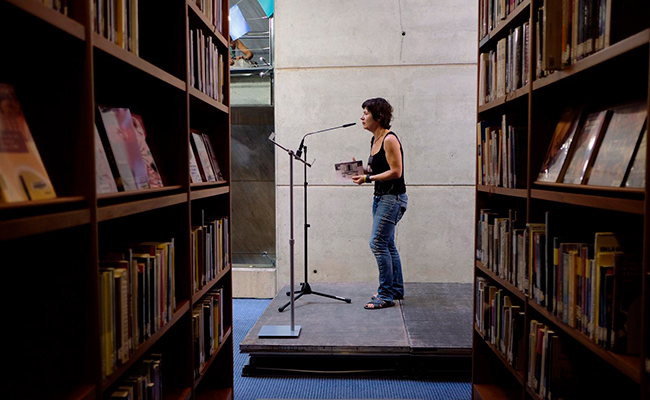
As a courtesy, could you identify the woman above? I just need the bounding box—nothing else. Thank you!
[352,98,408,310]
[229,39,253,66]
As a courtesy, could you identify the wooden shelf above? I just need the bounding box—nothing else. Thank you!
[4,0,85,41]
[474,1,649,399]
[479,0,531,50]
[528,300,642,383]
[477,185,528,198]
[191,181,228,188]
[534,180,645,195]
[187,0,228,48]
[478,84,529,113]
[194,327,233,389]
[190,184,230,200]
[98,186,184,202]
[50,384,96,400]
[101,301,191,391]
[98,192,187,222]
[533,29,650,91]
[525,385,543,400]
[475,325,526,384]
[0,196,86,212]
[195,388,233,400]
[3,2,234,398]
[190,87,229,113]
[476,261,526,301]
[93,34,186,91]
[0,208,90,241]
[192,264,231,304]
[473,383,521,400]
[164,387,192,400]
[530,188,644,214]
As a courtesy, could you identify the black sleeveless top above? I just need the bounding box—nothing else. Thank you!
[369,131,406,196]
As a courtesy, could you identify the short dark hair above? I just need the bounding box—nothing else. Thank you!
[362,98,393,129]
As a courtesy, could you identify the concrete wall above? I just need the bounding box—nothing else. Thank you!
[274,0,477,289]
[231,76,273,106]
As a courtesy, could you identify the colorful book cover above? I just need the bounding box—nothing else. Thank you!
[97,106,137,191]
[537,107,583,182]
[0,83,57,202]
[111,108,149,190]
[561,110,611,184]
[131,113,163,188]
[587,102,647,187]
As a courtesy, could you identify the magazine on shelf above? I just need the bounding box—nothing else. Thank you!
[537,106,584,183]
[561,110,611,185]
[587,102,647,187]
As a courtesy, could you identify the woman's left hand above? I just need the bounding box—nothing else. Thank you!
[351,175,365,185]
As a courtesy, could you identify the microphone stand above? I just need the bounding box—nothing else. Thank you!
[259,133,303,337]
[278,125,354,312]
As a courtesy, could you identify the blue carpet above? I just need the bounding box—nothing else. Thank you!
[233,299,471,400]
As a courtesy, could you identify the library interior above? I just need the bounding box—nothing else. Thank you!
[2,0,650,400]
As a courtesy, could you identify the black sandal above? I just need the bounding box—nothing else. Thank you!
[371,293,403,301]
[364,297,395,310]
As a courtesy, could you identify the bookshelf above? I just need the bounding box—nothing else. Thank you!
[1,1,233,399]
[474,1,650,399]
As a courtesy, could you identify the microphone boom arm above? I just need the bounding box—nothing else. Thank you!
[296,122,356,158]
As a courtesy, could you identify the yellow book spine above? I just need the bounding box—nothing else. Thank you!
[116,0,125,48]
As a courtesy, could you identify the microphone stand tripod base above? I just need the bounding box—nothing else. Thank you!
[258,325,302,338]
[278,282,352,312]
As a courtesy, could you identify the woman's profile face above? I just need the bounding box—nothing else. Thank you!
[361,107,378,131]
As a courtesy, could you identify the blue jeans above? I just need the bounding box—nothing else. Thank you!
[370,193,408,302]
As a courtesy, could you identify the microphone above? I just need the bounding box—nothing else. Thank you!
[296,122,356,158]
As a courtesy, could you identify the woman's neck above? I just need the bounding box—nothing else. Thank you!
[373,127,389,141]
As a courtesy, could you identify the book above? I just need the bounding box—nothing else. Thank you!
[624,126,646,188]
[611,253,642,354]
[334,160,364,183]
[95,124,119,194]
[189,145,203,183]
[0,83,57,202]
[108,390,130,399]
[537,107,583,182]
[96,107,140,191]
[593,232,623,345]
[112,108,150,189]
[201,133,224,181]
[543,0,563,71]
[131,113,164,188]
[561,110,611,184]
[587,102,647,187]
[190,130,216,181]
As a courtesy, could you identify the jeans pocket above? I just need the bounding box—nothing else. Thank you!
[395,207,405,224]
[395,194,407,223]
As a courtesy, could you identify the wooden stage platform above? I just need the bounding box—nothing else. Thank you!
[239,282,472,376]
